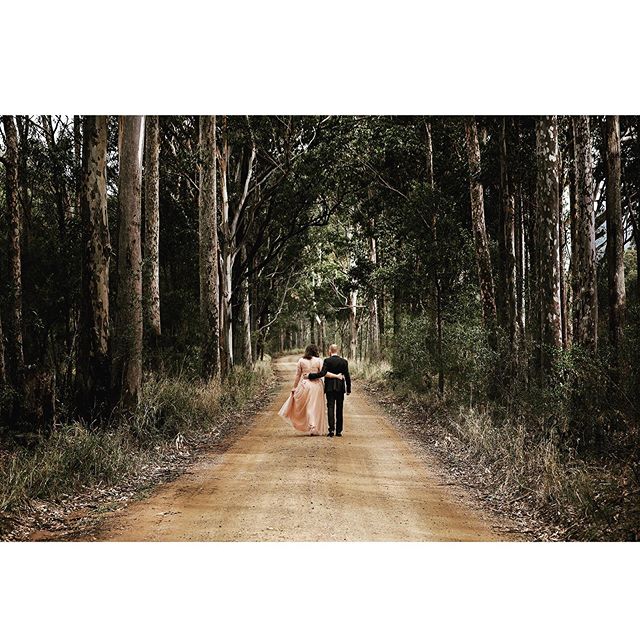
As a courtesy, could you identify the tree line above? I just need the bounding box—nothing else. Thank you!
[267,116,637,447]
[0,116,638,444]
[0,116,341,429]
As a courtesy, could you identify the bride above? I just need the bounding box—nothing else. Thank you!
[278,344,343,436]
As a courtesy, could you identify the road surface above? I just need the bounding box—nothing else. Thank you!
[93,355,506,541]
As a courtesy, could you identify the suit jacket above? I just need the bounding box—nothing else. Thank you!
[308,354,351,395]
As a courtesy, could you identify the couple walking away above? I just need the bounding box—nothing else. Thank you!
[278,344,351,437]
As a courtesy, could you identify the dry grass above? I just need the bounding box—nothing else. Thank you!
[350,360,392,384]
[357,360,640,541]
[0,360,273,519]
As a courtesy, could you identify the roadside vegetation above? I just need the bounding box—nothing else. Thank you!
[0,361,273,535]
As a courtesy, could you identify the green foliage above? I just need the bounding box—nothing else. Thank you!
[0,361,273,516]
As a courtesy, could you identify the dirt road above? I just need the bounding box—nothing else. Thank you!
[94,356,507,541]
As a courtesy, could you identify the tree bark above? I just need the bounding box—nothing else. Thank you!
[567,122,577,346]
[315,315,326,356]
[392,284,401,338]
[348,289,358,360]
[368,229,380,361]
[198,116,221,379]
[515,183,526,335]
[112,116,145,410]
[74,115,82,216]
[464,117,498,350]
[604,115,626,378]
[143,115,161,368]
[0,312,6,386]
[631,206,640,301]
[500,117,518,350]
[2,116,25,384]
[424,119,444,392]
[571,116,598,351]
[240,246,253,367]
[535,116,562,373]
[558,175,569,349]
[77,116,111,415]
[218,117,234,375]
[425,119,434,188]
[41,116,71,235]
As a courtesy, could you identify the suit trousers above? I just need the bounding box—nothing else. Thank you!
[326,392,345,434]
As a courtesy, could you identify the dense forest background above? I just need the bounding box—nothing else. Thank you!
[0,115,638,539]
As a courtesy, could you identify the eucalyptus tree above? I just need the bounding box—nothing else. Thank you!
[500,117,519,351]
[464,116,498,350]
[112,116,145,410]
[216,115,343,370]
[198,115,220,379]
[604,115,626,378]
[1,115,24,384]
[144,115,161,368]
[571,116,598,351]
[535,116,562,374]
[77,116,111,415]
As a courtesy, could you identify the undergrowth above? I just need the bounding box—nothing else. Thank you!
[354,359,640,541]
[0,359,273,520]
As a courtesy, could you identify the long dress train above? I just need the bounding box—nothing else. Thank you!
[278,356,328,436]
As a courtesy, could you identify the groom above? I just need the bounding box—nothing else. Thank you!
[307,344,351,437]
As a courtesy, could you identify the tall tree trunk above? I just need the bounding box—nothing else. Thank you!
[515,183,526,335]
[571,116,598,351]
[535,116,562,374]
[41,116,71,235]
[464,117,498,350]
[0,312,6,386]
[604,115,626,379]
[368,230,380,361]
[393,284,401,339]
[317,315,326,355]
[240,247,252,367]
[143,115,161,369]
[567,122,577,346]
[500,117,518,350]
[425,119,434,187]
[2,116,25,384]
[198,115,220,379]
[526,172,544,369]
[348,289,358,360]
[77,116,111,415]
[218,118,234,375]
[425,119,444,392]
[435,281,444,394]
[630,208,640,301]
[74,115,82,216]
[220,255,233,374]
[558,173,569,349]
[112,116,145,410]
[556,129,568,349]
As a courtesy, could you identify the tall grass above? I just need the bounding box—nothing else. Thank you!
[357,360,640,540]
[0,359,273,517]
[349,359,392,384]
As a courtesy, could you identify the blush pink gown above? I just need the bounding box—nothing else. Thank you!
[278,356,328,436]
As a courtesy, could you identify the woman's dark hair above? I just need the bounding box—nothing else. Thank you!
[303,344,319,359]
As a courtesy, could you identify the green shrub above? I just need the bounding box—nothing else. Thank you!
[0,360,273,518]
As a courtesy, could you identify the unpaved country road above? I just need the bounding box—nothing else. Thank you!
[92,355,510,541]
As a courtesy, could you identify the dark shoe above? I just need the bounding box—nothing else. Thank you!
[327,432,334,437]
[335,432,342,437]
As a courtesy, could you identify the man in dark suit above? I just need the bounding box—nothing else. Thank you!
[307,344,351,437]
